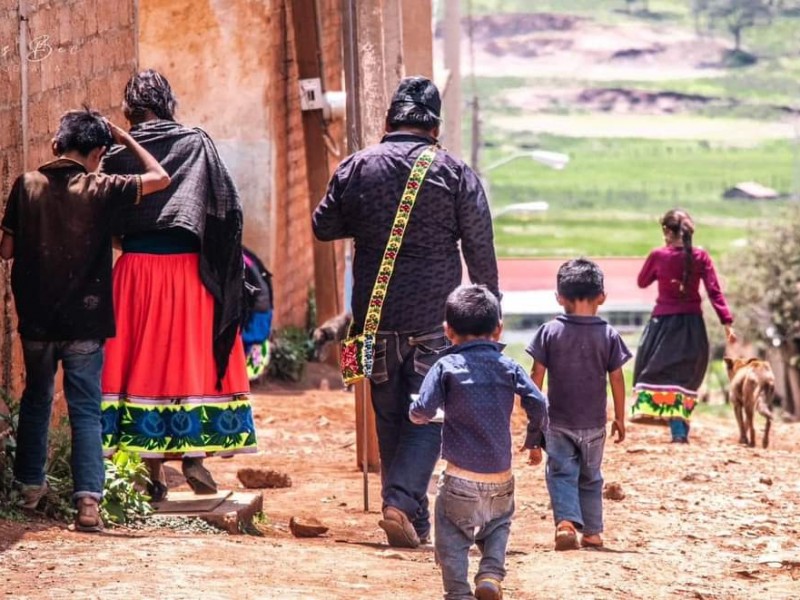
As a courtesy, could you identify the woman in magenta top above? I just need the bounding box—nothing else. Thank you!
[630,209,736,443]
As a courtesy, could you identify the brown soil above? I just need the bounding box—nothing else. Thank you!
[4,363,800,599]
[439,12,729,82]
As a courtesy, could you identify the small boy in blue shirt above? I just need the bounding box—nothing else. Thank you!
[526,258,632,551]
[410,284,548,600]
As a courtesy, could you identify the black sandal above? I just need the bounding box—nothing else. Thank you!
[147,480,169,503]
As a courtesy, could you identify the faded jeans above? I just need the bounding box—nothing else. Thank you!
[434,474,515,600]
[544,425,606,535]
[370,328,450,539]
[14,339,105,502]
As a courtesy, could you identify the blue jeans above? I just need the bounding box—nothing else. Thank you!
[544,425,606,535]
[435,474,515,600]
[14,339,105,502]
[370,328,450,539]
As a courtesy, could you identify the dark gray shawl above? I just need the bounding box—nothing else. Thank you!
[103,119,244,386]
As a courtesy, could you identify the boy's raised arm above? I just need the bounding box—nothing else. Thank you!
[108,121,170,196]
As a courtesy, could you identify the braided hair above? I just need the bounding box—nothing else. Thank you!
[661,208,695,296]
[123,69,177,123]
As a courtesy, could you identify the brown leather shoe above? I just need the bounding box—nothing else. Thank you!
[378,506,420,548]
[554,520,580,551]
[75,497,103,532]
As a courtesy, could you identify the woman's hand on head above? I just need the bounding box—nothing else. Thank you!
[725,325,737,345]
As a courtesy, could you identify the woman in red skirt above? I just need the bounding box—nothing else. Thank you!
[101,70,257,500]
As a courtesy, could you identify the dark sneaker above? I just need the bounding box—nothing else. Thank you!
[74,497,104,533]
[474,577,503,600]
[378,506,420,548]
[18,481,49,510]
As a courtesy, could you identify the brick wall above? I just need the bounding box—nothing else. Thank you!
[0,0,345,401]
[0,0,137,398]
[138,0,344,330]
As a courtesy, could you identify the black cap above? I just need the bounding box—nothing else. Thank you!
[390,76,441,120]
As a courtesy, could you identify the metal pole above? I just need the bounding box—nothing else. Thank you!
[360,380,369,512]
[342,0,370,513]
[19,0,29,170]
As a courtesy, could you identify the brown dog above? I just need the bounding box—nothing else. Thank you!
[311,312,352,362]
[723,357,775,448]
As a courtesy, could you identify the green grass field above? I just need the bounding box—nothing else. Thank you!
[484,135,796,257]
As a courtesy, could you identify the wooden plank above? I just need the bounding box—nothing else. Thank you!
[152,490,232,514]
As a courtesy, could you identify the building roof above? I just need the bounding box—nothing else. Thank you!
[723,181,779,200]
[498,257,656,315]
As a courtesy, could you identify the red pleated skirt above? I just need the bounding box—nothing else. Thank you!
[101,253,256,458]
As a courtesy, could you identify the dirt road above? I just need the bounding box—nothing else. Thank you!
[3,364,800,599]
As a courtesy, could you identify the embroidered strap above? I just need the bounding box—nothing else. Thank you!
[362,146,437,335]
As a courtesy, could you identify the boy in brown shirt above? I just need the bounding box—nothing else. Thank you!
[0,109,169,531]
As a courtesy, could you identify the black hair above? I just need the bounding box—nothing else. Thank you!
[52,108,113,156]
[123,69,177,123]
[386,103,439,132]
[556,258,605,301]
[661,208,695,296]
[445,284,501,337]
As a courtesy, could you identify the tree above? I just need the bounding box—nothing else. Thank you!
[701,0,772,52]
[725,209,800,418]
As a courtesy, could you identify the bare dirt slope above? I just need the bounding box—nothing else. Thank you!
[3,364,800,599]
[443,13,728,81]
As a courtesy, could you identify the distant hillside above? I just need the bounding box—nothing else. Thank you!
[435,2,800,259]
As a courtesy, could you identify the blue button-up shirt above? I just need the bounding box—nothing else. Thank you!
[410,340,548,473]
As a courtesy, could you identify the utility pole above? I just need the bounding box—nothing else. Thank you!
[401,0,434,78]
[355,2,388,146]
[383,0,405,94]
[443,0,462,157]
[290,0,341,332]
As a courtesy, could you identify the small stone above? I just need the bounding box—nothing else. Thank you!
[759,476,773,486]
[289,516,329,538]
[682,472,711,483]
[237,468,292,489]
[603,482,626,501]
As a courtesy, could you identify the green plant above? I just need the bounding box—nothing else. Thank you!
[268,326,314,381]
[41,417,77,521]
[101,451,153,525]
[0,393,23,520]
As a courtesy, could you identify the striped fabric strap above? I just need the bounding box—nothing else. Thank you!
[361,146,437,336]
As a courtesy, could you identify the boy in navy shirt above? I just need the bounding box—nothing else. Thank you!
[527,258,631,551]
[410,284,548,600]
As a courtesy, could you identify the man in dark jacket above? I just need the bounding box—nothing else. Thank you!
[312,77,499,548]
